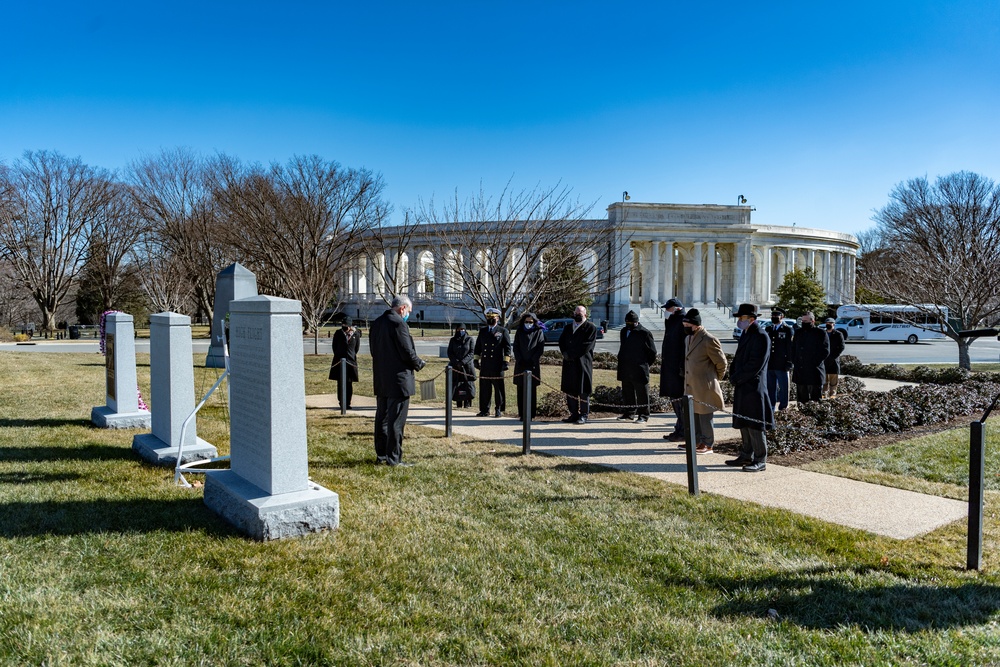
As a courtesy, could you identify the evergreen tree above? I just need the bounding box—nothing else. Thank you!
[532,253,593,319]
[775,268,828,319]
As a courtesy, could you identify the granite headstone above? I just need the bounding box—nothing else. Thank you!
[91,312,151,429]
[206,262,258,369]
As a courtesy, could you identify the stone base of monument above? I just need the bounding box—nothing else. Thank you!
[203,470,340,541]
[131,433,218,466]
[90,406,152,429]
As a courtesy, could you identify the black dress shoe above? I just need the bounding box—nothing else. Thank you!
[636,415,649,423]
[494,409,502,418]
[725,457,752,467]
[665,432,686,442]
[574,417,587,425]
[560,416,577,423]
[476,411,489,417]
[616,414,636,421]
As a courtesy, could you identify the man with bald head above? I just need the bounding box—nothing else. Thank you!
[558,305,598,424]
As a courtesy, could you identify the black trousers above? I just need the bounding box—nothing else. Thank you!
[515,381,538,420]
[336,379,354,408]
[738,427,768,463]
[621,379,650,417]
[374,395,410,465]
[796,384,823,403]
[479,378,506,412]
[567,395,590,419]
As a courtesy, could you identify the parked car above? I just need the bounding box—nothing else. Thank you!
[542,318,605,344]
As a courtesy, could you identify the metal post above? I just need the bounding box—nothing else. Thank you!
[339,359,347,415]
[968,420,985,570]
[444,365,453,438]
[522,371,532,455]
[684,395,700,496]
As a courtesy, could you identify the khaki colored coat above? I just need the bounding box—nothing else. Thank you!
[684,328,728,414]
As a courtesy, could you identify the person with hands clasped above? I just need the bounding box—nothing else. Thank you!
[726,304,774,472]
[474,307,511,417]
[513,312,545,421]
[559,305,598,424]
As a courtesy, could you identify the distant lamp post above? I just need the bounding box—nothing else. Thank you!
[738,194,747,205]
[623,191,630,202]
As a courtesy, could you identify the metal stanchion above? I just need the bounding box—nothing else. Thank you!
[522,371,532,455]
[968,420,985,570]
[339,360,347,415]
[445,365,453,438]
[683,395,699,496]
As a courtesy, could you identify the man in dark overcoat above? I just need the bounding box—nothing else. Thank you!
[474,307,511,417]
[369,295,426,466]
[726,303,774,472]
[823,317,846,398]
[765,307,794,411]
[447,322,475,408]
[512,312,545,421]
[616,310,657,423]
[791,311,830,404]
[329,316,361,410]
[559,304,598,424]
[659,298,687,441]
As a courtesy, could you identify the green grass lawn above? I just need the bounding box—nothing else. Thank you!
[1,352,1000,665]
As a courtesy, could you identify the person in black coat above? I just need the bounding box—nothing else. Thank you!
[473,307,511,417]
[726,304,774,472]
[823,317,846,398]
[765,308,795,411]
[659,298,687,441]
[369,296,426,466]
[512,312,545,421]
[559,304,598,424]
[447,322,476,408]
[616,310,658,423]
[790,311,830,404]
[329,316,361,409]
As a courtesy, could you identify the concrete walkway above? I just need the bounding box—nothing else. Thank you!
[306,389,967,540]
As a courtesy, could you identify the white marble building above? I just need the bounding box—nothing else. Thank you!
[338,201,859,325]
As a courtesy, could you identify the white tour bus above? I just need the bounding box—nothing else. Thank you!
[834,304,949,344]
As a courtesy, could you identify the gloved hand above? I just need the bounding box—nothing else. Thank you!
[502,362,509,372]
[786,362,794,371]
[474,359,481,370]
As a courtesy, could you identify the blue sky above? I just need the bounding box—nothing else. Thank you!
[3,1,998,235]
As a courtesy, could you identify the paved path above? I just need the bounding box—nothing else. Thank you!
[307,388,967,540]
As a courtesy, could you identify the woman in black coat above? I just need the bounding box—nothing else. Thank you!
[329,316,361,409]
[513,312,546,421]
[447,323,476,408]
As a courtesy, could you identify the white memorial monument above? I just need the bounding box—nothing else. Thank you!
[203,296,339,540]
[206,262,258,368]
[132,312,218,465]
[90,312,152,429]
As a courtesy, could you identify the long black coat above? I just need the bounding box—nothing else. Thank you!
[617,323,657,384]
[791,325,830,386]
[474,325,511,376]
[447,333,476,386]
[559,319,597,396]
[659,310,686,398]
[369,309,425,397]
[730,323,774,431]
[825,329,846,374]
[513,325,545,387]
[329,327,361,382]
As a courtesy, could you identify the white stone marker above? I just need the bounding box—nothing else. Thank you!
[203,296,339,540]
[206,262,258,368]
[90,312,152,429]
[132,312,218,465]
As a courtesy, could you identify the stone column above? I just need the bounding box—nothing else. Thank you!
[91,312,151,429]
[133,312,217,465]
[734,240,752,304]
[761,246,772,304]
[649,241,660,306]
[705,242,717,303]
[632,247,641,304]
[807,249,816,275]
[204,296,339,541]
[848,253,856,302]
[407,250,418,299]
[691,242,704,304]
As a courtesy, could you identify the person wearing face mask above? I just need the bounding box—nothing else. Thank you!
[616,310,657,423]
[474,307,511,417]
[513,312,545,421]
[681,309,727,453]
[559,305,598,424]
[765,308,795,411]
[659,298,688,441]
[369,295,426,466]
[790,311,830,404]
[823,317,846,398]
[329,316,361,410]
[726,304,774,472]
[448,323,476,409]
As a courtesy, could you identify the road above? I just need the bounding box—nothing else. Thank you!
[3,333,1000,366]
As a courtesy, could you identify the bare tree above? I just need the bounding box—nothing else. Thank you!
[358,210,424,304]
[0,259,34,328]
[213,155,389,354]
[81,181,149,314]
[0,151,115,332]
[859,171,1000,369]
[129,230,195,314]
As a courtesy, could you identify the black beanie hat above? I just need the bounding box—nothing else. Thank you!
[625,310,639,323]
[683,309,702,326]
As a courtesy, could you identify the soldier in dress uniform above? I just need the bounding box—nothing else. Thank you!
[474,307,511,417]
[765,308,795,411]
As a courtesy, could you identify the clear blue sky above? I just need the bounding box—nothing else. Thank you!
[3,1,998,236]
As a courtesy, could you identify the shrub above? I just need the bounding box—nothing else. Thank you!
[13,333,30,342]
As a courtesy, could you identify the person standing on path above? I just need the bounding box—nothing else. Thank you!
[559,304,598,424]
[824,317,846,398]
[659,298,687,441]
[447,322,476,409]
[791,311,830,404]
[474,307,511,417]
[726,304,774,472]
[329,316,361,410]
[681,309,728,453]
[369,296,426,466]
[512,312,545,421]
[616,310,657,423]
[765,307,794,411]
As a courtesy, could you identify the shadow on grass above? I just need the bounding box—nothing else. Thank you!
[0,444,136,462]
[0,497,236,537]
[0,471,82,484]
[704,566,1000,631]
[0,418,92,428]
